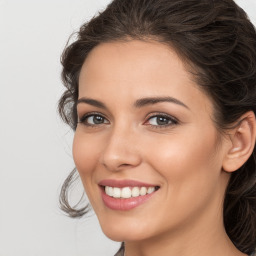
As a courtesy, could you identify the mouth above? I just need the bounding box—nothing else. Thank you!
[102,185,160,198]
[98,180,160,211]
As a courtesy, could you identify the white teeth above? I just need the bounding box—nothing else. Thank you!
[121,187,132,198]
[147,187,155,194]
[108,186,113,196]
[105,186,157,198]
[140,187,147,196]
[113,187,121,198]
[105,186,113,197]
[131,187,140,197]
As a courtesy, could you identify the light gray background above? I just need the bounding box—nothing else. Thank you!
[0,1,255,256]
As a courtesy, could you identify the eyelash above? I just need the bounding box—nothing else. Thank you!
[144,112,178,129]
[78,112,109,127]
[78,112,179,129]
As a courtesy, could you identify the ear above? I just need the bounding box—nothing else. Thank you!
[222,111,256,173]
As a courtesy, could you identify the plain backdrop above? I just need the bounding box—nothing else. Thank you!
[0,1,255,256]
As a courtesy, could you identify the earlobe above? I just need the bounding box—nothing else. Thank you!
[222,111,256,173]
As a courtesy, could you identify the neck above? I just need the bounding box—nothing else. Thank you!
[124,207,246,256]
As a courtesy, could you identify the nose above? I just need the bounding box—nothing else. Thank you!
[99,126,142,172]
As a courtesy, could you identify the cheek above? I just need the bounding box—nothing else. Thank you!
[140,129,224,229]
[72,130,100,181]
[145,127,221,194]
[72,130,105,210]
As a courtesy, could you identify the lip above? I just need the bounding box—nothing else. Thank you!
[98,179,159,211]
[99,179,158,188]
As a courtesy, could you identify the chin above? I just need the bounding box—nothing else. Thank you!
[98,216,153,242]
[103,229,149,242]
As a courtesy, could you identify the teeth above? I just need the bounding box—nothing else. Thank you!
[147,187,155,194]
[105,186,156,198]
[113,187,121,198]
[140,187,147,196]
[106,186,113,197]
[131,187,140,197]
[121,187,132,198]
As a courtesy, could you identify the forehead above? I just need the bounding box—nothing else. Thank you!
[78,40,213,116]
[80,40,190,89]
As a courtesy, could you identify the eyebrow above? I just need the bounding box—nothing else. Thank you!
[134,96,189,109]
[77,98,107,109]
[76,96,189,110]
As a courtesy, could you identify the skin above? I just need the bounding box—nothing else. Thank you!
[73,40,249,256]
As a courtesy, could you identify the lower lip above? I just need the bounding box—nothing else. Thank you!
[101,188,156,211]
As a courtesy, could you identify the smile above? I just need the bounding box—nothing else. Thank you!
[105,186,156,198]
[99,180,160,211]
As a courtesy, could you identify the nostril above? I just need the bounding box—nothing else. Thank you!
[120,163,131,167]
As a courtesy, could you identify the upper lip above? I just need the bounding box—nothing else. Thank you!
[98,179,159,188]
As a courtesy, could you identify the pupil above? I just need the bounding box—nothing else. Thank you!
[93,115,103,124]
[157,117,168,125]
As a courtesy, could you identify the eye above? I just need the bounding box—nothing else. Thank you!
[145,113,178,128]
[78,113,109,126]
[148,116,171,126]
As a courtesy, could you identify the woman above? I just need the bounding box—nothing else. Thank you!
[58,0,256,255]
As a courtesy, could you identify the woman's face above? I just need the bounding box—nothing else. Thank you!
[74,40,230,242]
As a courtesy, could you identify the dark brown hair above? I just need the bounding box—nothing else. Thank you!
[58,0,256,254]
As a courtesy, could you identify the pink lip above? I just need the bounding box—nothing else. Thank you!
[98,179,159,211]
[99,179,157,188]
